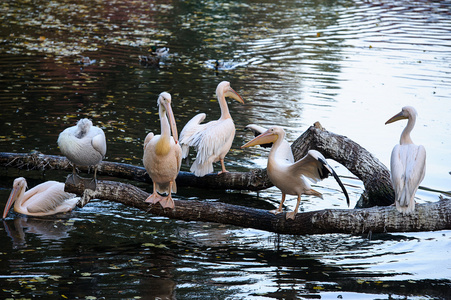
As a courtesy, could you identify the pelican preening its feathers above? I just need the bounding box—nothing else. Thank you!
[143,92,182,209]
[3,177,78,218]
[242,125,350,220]
[180,81,244,177]
[386,106,426,215]
[57,118,107,190]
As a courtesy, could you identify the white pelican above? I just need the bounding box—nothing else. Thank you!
[143,92,182,209]
[385,106,426,215]
[242,126,350,220]
[3,177,78,218]
[57,118,107,190]
[179,81,244,177]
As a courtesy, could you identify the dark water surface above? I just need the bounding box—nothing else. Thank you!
[1,0,450,299]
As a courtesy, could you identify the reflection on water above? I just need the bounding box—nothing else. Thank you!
[1,0,450,298]
[3,217,75,249]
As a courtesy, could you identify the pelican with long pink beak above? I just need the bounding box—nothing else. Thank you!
[385,106,426,215]
[3,177,78,218]
[242,125,349,220]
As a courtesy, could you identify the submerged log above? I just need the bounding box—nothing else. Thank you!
[65,180,451,235]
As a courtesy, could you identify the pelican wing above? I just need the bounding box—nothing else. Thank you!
[289,151,325,183]
[192,119,233,165]
[391,144,426,207]
[25,182,77,214]
[143,132,155,150]
[91,130,107,157]
[180,113,207,158]
[289,150,350,206]
[407,145,426,191]
[245,124,268,136]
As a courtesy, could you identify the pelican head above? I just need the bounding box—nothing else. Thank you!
[75,118,93,139]
[217,81,244,104]
[158,92,178,143]
[241,126,284,148]
[385,106,417,125]
[3,177,27,218]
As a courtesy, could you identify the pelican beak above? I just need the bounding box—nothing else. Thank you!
[225,87,244,104]
[385,111,407,125]
[163,101,179,143]
[3,186,19,218]
[241,129,278,148]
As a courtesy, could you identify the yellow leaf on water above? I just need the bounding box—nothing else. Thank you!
[108,265,121,270]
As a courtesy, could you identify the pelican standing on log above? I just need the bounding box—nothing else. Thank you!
[179,81,244,177]
[143,92,182,209]
[3,177,78,218]
[385,106,426,215]
[242,126,350,220]
[57,118,107,190]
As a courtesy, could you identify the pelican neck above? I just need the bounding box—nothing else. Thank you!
[400,116,415,145]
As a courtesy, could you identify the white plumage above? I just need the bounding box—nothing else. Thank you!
[242,126,349,220]
[57,118,106,188]
[3,177,78,218]
[143,92,182,209]
[180,81,244,177]
[386,106,426,215]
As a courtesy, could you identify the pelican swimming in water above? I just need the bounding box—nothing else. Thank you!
[385,106,426,215]
[57,118,107,190]
[242,126,350,220]
[143,92,182,209]
[3,177,78,218]
[180,81,244,177]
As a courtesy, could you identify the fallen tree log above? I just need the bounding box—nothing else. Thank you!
[65,180,451,235]
[0,153,271,191]
[1,121,449,235]
[0,123,393,207]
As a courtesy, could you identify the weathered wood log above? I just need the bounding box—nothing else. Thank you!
[0,151,272,191]
[65,180,451,235]
[0,123,392,206]
[291,122,394,207]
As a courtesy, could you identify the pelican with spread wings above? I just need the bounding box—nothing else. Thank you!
[242,125,350,220]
